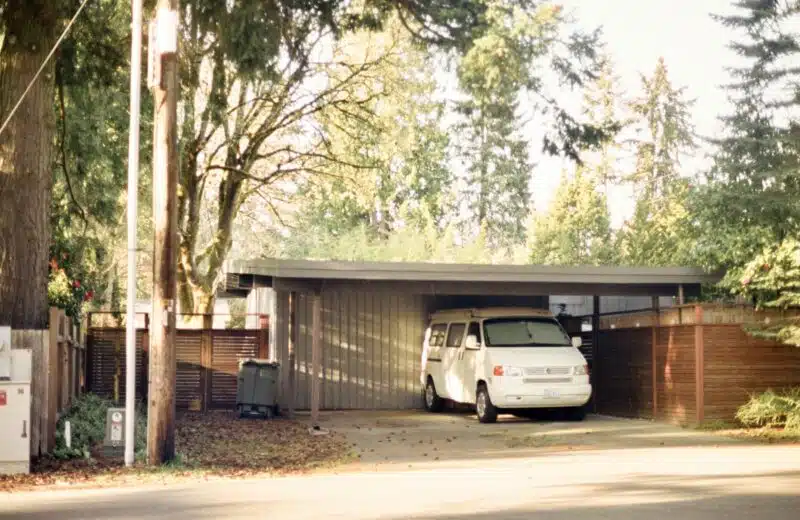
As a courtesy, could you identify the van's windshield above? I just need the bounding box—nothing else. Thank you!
[483,318,571,347]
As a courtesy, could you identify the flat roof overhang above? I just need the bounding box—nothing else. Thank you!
[221,258,721,298]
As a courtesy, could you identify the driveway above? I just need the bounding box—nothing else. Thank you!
[311,411,748,471]
[3,412,800,519]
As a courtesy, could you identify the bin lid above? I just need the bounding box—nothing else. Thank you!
[239,358,280,368]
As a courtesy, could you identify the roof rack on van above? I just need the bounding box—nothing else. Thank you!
[429,307,554,321]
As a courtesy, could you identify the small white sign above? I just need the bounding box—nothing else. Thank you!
[155,8,178,55]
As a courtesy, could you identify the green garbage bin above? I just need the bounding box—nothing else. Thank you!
[236,359,280,418]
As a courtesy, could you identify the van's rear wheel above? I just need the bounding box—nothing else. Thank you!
[476,385,498,423]
[564,406,587,421]
[424,379,443,412]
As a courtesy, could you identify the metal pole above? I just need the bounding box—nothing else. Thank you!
[124,0,144,468]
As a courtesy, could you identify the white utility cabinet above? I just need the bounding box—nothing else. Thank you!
[0,326,32,475]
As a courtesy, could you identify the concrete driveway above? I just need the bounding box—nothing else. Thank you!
[3,412,800,519]
[311,411,748,471]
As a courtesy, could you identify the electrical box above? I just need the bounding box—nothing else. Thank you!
[0,328,32,475]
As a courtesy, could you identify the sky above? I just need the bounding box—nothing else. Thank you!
[531,0,740,226]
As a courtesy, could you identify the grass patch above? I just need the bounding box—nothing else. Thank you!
[1,410,351,492]
[695,419,740,432]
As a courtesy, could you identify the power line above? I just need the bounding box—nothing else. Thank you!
[0,0,92,140]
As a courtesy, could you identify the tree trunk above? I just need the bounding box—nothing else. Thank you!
[0,3,59,328]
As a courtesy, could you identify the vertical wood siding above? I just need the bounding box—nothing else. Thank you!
[277,291,428,410]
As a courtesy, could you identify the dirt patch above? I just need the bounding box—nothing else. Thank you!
[704,427,800,444]
[0,411,352,493]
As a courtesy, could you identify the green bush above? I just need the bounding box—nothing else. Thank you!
[736,388,800,431]
[54,393,148,460]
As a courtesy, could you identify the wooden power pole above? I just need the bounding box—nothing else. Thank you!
[147,0,179,464]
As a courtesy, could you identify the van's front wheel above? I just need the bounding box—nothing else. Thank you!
[476,385,498,423]
[424,379,443,412]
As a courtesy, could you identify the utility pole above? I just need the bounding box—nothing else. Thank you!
[147,0,179,464]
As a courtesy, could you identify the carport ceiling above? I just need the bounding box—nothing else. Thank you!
[222,258,721,298]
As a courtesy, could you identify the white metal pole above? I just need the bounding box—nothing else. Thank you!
[125,0,144,467]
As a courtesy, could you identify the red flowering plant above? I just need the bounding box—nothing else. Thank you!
[47,246,94,323]
[721,240,800,346]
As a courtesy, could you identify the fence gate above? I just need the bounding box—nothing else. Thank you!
[87,327,266,410]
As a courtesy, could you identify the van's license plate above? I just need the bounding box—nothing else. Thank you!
[544,389,560,399]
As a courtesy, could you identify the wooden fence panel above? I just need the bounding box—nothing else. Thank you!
[655,325,696,424]
[703,325,800,421]
[176,331,203,410]
[210,330,259,409]
[86,328,147,402]
[595,328,653,419]
[87,328,262,410]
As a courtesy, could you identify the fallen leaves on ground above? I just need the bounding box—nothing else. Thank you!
[1,411,352,493]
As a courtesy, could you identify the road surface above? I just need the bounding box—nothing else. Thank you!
[2,443,799,519]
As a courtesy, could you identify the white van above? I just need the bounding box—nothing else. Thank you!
[420,307,591,423]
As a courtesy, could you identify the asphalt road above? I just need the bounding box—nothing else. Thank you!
[3,443,800,520]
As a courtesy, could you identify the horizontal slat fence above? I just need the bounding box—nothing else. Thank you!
[594,304,800,426]
[87,327,266,410]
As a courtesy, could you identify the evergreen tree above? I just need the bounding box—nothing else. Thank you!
[581,55,628,193]
[453,2,608,249]
[617,57,696,266]
[693,0,800,271]
[528,168,613,265]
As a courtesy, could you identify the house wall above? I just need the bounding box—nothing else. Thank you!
[550,295,674,317]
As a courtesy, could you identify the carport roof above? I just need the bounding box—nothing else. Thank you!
[222,258,721,298]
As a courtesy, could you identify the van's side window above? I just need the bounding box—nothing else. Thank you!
[429,324,448,347]
[446,323,466,348]
[467,322,481,345]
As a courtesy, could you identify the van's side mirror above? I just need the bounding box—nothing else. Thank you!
[571,336,582,348]
[465,335,479,350]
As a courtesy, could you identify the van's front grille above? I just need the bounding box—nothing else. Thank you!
[523,366,571,376]
[523,377,572,384]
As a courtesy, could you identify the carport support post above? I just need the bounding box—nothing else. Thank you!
[311,291,322,428]
[591,295,599,413]
[651,296,659,419]
[287,292,297,419]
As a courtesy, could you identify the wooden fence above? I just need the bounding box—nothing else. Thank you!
[86,325,268,411]
[23,308,86,457]
[590,304,800,425]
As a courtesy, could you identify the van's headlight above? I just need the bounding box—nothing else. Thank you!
[493,365,523,377]
[573,365,589,376]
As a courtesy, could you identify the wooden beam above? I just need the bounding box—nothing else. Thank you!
[200,330,212,412]
[651,296,659,420]
[591,296,600,414]
[311,292,322,428]
[694,305,705,424]
[287,292,297,419]
[678,284,685,305]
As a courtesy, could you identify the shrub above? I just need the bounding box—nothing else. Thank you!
[54,393,148,460]
[736,388,800,431]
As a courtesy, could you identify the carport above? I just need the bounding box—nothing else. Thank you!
[222,259,719,425]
